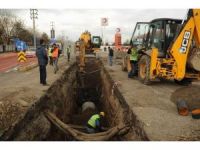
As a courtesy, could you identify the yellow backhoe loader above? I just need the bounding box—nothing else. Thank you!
[76,31,102,72]
[127,9,200,85]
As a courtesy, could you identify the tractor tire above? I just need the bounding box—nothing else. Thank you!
[138,55,151,85]
[174,78,192,86]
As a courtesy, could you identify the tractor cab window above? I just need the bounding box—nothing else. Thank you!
[93,37,100,44]
[131,23,149,49]
[165,20,181,50]
[150,21,164,51]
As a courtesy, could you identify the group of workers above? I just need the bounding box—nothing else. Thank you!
[36,38,72,86]
[36,39,136,134]
[36,38,105,134]
[48,43,60,74]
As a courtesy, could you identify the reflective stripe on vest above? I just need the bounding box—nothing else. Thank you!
[87,114,100,128]
[130,48,138,61]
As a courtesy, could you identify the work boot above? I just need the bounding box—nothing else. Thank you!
[42,83,49,86]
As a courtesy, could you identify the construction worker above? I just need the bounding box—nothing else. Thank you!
[108,46,114,66]
[86,112,105,133]
[127,45,138,78]
[36,39,48,86]
[52,43,59,74]
[48,45,53,65]
[67,45,71,62]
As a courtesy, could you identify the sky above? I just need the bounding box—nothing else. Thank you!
[13,9,188,43]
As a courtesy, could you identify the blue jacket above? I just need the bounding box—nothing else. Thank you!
[36,45,48,66]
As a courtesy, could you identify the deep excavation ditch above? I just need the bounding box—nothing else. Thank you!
[0,57,148,141]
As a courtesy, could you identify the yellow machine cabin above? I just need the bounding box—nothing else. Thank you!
[76,31,102,72]
[79,31,102,54]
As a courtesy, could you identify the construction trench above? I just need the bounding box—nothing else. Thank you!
[0,57,148,141]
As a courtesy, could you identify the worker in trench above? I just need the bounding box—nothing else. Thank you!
[127,45,138,78]
[86,111,106,133]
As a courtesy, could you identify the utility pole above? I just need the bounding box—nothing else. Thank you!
[50,21,55,39]
[101,18,108,46]
[50,21,54,29]
[101,26,104,45]
[30,9,38,50]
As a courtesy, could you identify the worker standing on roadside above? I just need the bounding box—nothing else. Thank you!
[52,43,59,74]
[48,45,53,65]
[86,112,105,133]
[108,47,114,66]
[36,39,48,86]
[127,45,138,78]
[67,45,71,62]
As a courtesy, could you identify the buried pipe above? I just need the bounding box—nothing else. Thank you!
[81,101,96,113]
[44,110,130,141]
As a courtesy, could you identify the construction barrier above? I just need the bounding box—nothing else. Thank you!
[18,51,26,62]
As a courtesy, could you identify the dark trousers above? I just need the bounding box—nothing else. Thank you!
[39,65,47,84]
[67,53,70,62]
[128,61,137,78]
[49,56,53,65]
[53,57,58,74]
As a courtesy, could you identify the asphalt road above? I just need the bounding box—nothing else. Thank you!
[0,52,37,73]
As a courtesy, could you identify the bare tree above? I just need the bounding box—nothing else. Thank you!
[12,20,24,38]
[11,20,33,44]
[0,9,17,45]
[41,32,50,44]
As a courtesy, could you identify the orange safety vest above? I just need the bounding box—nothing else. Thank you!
[52,47,59,58]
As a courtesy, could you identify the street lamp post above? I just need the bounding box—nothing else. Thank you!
[30,9,38,50]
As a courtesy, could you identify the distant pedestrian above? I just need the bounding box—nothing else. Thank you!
[36,39,48,86]
[104,47,107,52]
[108,47,114,66]
[52,43,59,74]
[48,45,53,65]
[67,45,71,62]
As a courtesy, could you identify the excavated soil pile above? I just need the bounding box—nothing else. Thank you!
[171,85,200,110]
[0,57,147,141]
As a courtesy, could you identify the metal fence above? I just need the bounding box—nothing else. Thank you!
[0,45,16,53]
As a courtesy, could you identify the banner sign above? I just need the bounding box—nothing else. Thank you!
[101,18,108,26]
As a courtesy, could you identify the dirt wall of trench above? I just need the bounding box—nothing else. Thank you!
[0,64,78,141]
[100,65,149,140]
